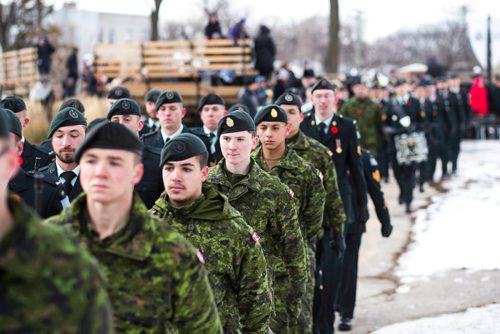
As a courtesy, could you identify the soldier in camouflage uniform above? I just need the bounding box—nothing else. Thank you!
[0,111,113,333]
[340,77,383,154]
[150,133,272,333]
[207,111,307,333]
[45,122,222,333]
[251,104,326,333]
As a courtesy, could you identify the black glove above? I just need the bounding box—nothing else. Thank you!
[357,206,369,224]
[381,223,393,238]
[329,232,346,258]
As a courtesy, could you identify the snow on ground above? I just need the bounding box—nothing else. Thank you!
[396,141,500,279]
[372,303,500,334]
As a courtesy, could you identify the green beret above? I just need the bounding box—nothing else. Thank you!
[145,88,162,103]
[275,92,303,109]
[393,78,407,87]
[155,90,183,110]
[107,98,141,119]
[60,98,85,114]
[107,86,130,100]
[0,109,8,139]
[217,111,255,138]
[228,103,250,114]
[88,118,108,131]
[0,108,22,138]
[159,133,207,167]
[47,107,87,139]
[311,78,336,93]
[198,93,225,111]
[74,122,143,163]
[253,104,288,125]
[0,96,26,113]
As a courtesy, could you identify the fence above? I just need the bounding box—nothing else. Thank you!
[0,47,39,96]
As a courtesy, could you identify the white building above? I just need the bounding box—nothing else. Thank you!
[44,2,150,57]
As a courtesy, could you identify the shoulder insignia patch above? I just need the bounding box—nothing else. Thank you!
[289,188,295,199]
[318,171,324,181]
[327,150,333,157]
[252,232,261,243]
[196,248,205,264]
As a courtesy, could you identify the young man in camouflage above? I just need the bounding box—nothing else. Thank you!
[150,133,272,333]
[207,111,307,332]
[252,104,326,333]
[0,111,113,333]
[276,92,346,253]
[45,122,222,333]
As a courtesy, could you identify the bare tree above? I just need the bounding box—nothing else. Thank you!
[146,0,164,41]
[325,0,340,73]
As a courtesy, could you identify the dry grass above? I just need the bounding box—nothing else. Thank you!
[24,95,108,144]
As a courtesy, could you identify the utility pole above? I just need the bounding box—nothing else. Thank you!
[353,10,364,70]
[486,15,492,82]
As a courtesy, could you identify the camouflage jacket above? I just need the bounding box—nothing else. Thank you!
[1,195,113,333]
[252,146,326,249]
[45,193,222,334]
[208,158,307,294]
[340,97,383,153]
[287,131,346,234]
[150,184,272,334]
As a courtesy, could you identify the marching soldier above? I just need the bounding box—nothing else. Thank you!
[447,75,466,175]
[414,80,432,192]
[0,95,53,171]
[208,111,307,333]
[1,108,64,218]
[300,78,368,334]
[372,83,391,182]
[191,93,227,166]
[336,148,393,331]
[45,122,223,333]
[0,110,113,333]
[107,98,164,208]
[39,107,87,204]
[252,104,326,333]
[435,77,454,179]
[150,133,273,333]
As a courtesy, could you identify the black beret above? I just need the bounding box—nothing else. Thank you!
[155,90,183,110]
[393,79,407,87]
[349,76,364,86]
[311,78,336,93]
[0,108,22,138]
[48,107,87,139]
[0,96,26,113]
[217,111,255,138]
[107,86,131,100]
[303,69,315,78]
[275,92,302,109]
[253,104,288,125]
[107,98,141,119]
[198,93,225,111]
[88,118,108,131]
[228,103,250,114]
[145,88,162,102]
[159,133,207,167]
[0,109,8,139]
[60,98,85,114]
[74,122,143,163]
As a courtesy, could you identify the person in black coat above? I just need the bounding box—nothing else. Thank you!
[253,25,276,79]
[204,13,223,39]
[36,35,55,75]
[336,149,393,331]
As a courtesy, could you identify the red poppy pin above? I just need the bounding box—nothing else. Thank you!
[406,100,412,106]
[356,109,364,116]
[331,126,339,134]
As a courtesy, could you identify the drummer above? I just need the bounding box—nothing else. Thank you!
[383,79,419,213]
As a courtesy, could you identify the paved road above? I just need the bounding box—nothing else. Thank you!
[347,141,500,333]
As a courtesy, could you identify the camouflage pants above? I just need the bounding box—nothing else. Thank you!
[290,247,315,334]
[270,276,292,333]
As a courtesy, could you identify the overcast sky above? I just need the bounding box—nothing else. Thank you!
[44,0,500,66]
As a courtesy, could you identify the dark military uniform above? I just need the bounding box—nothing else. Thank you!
[141,125,211,153]
[21,139,53,171]
[426,95,452,182]
[376,98,391,181]
[446,90,465,174]
[337,149,392,329]
[300,111,368,334]
[136,145,164,209]
[8,168,64,218]
[39,162,83,202]
[46,193,223,333]
[191,127,222,166]
[1,196,113,333]
[150,184,273,334]
[208,158,307,332]
[340,97,383,153]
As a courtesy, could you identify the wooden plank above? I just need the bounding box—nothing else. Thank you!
[96,49,141,55]
[146,73,193,79]
[192,39,252,47]
[192,55,251,62]
[196,48,250,55]
[143,40,191,48]
[143,49,191,56]
[142,56,191,63]
[194,64,250,71]
[144,64,191,71]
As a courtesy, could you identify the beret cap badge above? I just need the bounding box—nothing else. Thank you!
[226,117,235,127]
[115,89,123,97]
[172,142,186,153]
[271,108,278,118]
[69,110,79,118]
[285,94,293,102]
[166,91,174,99]
[121,101,130,110]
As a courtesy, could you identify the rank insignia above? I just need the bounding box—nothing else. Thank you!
[226,117,234,127]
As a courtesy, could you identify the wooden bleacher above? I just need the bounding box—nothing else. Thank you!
[94,39,257,106]
[0,47,39,96]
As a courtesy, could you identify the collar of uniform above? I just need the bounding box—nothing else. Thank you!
[160,124,184,142]
[314,113,334,129]
[210,158,262,192]
[56,162,80,178]
[252,145,295,171]
[286,131,309,150]
[0,196,42,280]
[70,193,154,261]
[203,125,217,137]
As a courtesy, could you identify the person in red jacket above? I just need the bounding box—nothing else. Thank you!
[469,75,489,117]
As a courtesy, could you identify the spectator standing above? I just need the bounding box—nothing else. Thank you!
[253,25,276,80]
